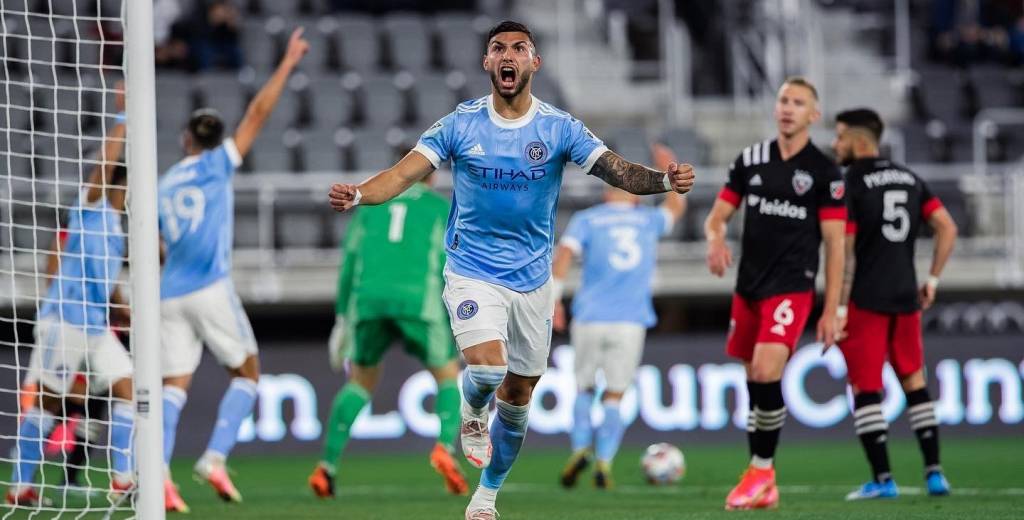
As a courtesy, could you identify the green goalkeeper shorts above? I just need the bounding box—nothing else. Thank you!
[348,317,457,369]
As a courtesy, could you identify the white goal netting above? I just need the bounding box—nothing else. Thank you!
[1,0,138,517]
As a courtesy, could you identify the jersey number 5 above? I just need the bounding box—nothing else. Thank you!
[608,226,642,271]
[882,190,910,243]
[161,187,206,243]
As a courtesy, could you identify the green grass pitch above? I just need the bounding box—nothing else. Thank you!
[5,437,1022,519]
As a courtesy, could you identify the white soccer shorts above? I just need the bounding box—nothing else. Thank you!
[28,316,132,394]
[571,321,646,393]
[161,278,257,377]
[442,268,553,377]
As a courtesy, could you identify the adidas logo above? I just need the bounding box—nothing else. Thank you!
[750,174,763,186]
[468,143,486,156]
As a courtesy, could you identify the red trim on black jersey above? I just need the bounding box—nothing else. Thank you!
[819,206,848,221]
[718,186,741,207]
[921,196,943,219]
[845,221,858,235]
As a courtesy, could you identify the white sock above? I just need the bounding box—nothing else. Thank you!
[750,455,773,469]
[199,450,226,467]
[468,485,498,510]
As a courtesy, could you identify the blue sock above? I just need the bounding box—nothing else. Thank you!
[481,399,529,490]
[162,385,187,465]
[205,378,258,458]
[110,402,134,475]
[462,365,507,411]
[571,390,594,452]
[595,400,625,463]
[11,408,55,486]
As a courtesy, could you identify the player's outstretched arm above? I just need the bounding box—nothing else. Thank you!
[920,207,958,309]
[233,28,309,158]
[328,151,435,212]
[84,83,127,205]
[588,150,695,195]
[703,199,736,277]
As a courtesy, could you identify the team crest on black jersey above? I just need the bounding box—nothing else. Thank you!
[525,141,548,165]
[829,180,845,200]
[792,170,813,196]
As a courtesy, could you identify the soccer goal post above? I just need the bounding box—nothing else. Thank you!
[0,0,162,517]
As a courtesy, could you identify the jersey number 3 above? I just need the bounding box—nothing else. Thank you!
[608,226,642,271]
[882,190,910,243]
[161,187,206,243]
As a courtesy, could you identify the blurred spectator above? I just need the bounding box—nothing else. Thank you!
[928,0,1022,66]
[154,0,191,70]
[154,0,183,45]
[192,0,244,71]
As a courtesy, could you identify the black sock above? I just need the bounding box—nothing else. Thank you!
[749,381,786,462]
[65,398,108,486]
[745,381,755,457]
[853,392,892,483]
[906,388,941,472]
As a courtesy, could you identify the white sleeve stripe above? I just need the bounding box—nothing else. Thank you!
[559,236,583,254]
[660,207,677,235]
[412,143,441,169]
[223,138,242,167]
[761,139,771,163]
[752,142,761,165]
[742,146,751,167]
[580,145,609,174]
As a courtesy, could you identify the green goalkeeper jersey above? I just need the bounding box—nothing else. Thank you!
[335,182,450,322]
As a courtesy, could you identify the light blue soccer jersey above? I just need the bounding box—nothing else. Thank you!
[158,139,241,299]
[413,95,607,291]
[39,194,125,335]
[560,202,672,327]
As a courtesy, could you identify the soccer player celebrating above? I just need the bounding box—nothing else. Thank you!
[308,171,468,498]
[554,144,685,490]
[328,21,695,520]
[831,108,957,500]
[157,28,307,512]
[8,96,133,505]
[704,77,846,510]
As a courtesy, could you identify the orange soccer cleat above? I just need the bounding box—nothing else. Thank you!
[163,479,190,514]
[308,463,335,499]
[6,486,48,507]
[194,458,242,503]
[725,465,777,511]
[430,443,469,495]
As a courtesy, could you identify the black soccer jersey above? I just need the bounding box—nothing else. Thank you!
[718,139,846,300]
[845,157,943,314]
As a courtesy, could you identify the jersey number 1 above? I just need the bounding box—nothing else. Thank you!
[388,203,408,243]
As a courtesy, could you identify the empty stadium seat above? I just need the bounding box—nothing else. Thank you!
[382,13,433,72]
[435,14,488,72]
[410,73,458,128]
[344,129,401,171]
[277,212,324,248]
[353,74,406,128]
[660,126,711,165]
[309,76,355,129]
[336,16,381,72]
[605,126,652,165]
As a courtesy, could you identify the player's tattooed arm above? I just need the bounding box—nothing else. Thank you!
[589,151,694,195]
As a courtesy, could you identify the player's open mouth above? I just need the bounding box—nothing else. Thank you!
[499,66,516,89]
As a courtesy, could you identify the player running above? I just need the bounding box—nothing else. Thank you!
[157,28,308,512]
[308,172,469,498]
[704,77,846,510]
[7,95,134,506]
[328,20,695,520]
[831,108,957,500]
[554,144,685,490]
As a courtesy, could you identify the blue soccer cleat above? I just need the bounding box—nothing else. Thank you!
[845,479,899,501]
[926,471,951,496]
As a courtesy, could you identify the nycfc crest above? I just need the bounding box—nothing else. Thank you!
[457,300,479,320]
[525,141,548,165]
[792,170,813,196]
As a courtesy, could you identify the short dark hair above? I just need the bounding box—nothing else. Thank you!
[836,108,884,142]
[486,20,535,48]
[187,108,225,150]
[782,76,819,101]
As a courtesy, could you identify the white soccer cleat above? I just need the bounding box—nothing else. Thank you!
[460,401,492,469]
[465,505,499,520]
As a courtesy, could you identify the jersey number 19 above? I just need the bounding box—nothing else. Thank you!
[161,187,206,243]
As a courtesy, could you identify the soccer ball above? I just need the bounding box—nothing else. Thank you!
[641,443,685,485]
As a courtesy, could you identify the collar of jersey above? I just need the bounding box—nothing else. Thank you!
[487,94,538,129]
[605,201,638,209]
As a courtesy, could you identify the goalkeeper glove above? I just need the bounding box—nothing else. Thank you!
[328,315,349,373]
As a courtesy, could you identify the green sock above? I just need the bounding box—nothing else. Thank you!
[435,378,461,451]
[320,382,371,473]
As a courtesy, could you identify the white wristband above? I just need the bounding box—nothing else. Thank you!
[836,305,848,319]
[926,275,939,290]
[352,188,363,207]
[550,277,565,304]
[662,174,672,191]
